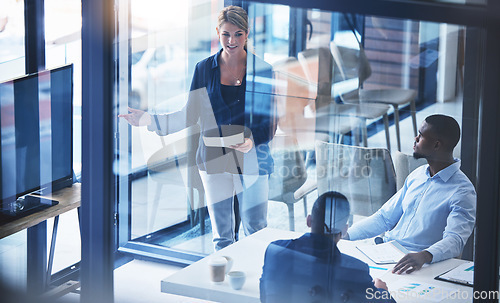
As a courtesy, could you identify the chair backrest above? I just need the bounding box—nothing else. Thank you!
[268,135,307,202]
[297,47,334,103]
[392,151,428,191]
[273,56,314,97]
[272,57,318,150]
[315,141,396,217]
[330,41,372,86]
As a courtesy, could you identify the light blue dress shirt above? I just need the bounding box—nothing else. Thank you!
[347,159,476,263]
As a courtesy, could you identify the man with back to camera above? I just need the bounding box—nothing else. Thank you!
[259,191,395,303]
[345,114,476,274]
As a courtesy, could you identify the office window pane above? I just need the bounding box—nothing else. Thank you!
[0,0,26,293]
[43,0,82,275]
[114,1,481,276]
[45,0,82,174]
[122,0,200,249]
[0,0,25,81]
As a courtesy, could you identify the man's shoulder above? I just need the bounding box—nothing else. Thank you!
[268,238,294,248]
[408,164,428,178]
[453,169,476,189]
[268,235,310,249]
[264,238,298,256]
[265,234,318,258]
[339,252,370,272]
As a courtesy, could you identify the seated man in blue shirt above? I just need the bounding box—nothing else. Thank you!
[345,114,476,274]
[260,192,395,303]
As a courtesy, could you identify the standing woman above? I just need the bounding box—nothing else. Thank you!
[120,6,277,250]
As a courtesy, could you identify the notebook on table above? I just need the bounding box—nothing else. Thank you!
[356,240,409,264]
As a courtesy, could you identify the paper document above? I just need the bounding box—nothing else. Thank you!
[203,132,244,147]
[368,265,390,279]
[435,261,474,287]
[389,279,459,302]
[356,240,409,264]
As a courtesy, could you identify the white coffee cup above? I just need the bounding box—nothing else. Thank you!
[208,257,227,284]
[228,271,246,290]
[221,256,233,274]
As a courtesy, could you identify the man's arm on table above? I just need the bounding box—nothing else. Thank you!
[393,188,476,274]
[345,188,406,241]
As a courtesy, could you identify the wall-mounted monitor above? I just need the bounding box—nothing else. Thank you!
[0,64,73,219]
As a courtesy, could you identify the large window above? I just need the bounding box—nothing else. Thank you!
[114,0,481,261]
[44,0,82,277]
[0,0,25,81]
[79,0,500,301]
[0,0,83,295]
[0,0,26,292]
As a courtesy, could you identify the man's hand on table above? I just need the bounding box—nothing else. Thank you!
[392,250,433,274]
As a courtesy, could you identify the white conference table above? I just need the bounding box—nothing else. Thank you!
[161,228,472,303]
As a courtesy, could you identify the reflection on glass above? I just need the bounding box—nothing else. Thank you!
[45,0,81,177]
[116,0,477,259]
[0,0,25,80]
[44,0,82,282]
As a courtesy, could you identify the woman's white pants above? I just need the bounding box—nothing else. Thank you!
[199,171,269,250]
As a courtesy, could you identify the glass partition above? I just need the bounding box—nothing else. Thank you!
[0,0,25,81]
[0,0,83,294]
[0,0,26,293]
[115,0,481,265]
[44,0,82,279]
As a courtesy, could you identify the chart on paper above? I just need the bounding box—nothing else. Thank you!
[356,240,409,264]
[389,280,459,302]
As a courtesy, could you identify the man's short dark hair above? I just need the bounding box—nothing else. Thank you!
[311,192,350,235]
[425,114,461,151]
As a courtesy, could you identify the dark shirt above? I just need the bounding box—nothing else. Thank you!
[149,49,277,175]
[220,83,245,126]
[260,233,396,303]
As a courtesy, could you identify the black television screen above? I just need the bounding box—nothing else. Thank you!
[0,64,73,212]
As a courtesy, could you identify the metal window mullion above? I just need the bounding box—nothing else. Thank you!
[81,0,115,302]
[24,0,45,74]
[24,0,47,295]
[249,0,493,28]
[472,18,500,303]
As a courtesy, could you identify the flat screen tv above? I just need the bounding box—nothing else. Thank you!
[0,64,73,218]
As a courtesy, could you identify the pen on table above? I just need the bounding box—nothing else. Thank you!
[369,266,389,271]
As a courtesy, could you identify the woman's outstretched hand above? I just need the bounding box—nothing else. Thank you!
[230,138,253,153]
[118,107,152,127]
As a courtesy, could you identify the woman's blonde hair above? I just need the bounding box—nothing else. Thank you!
[218,6,249,48]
